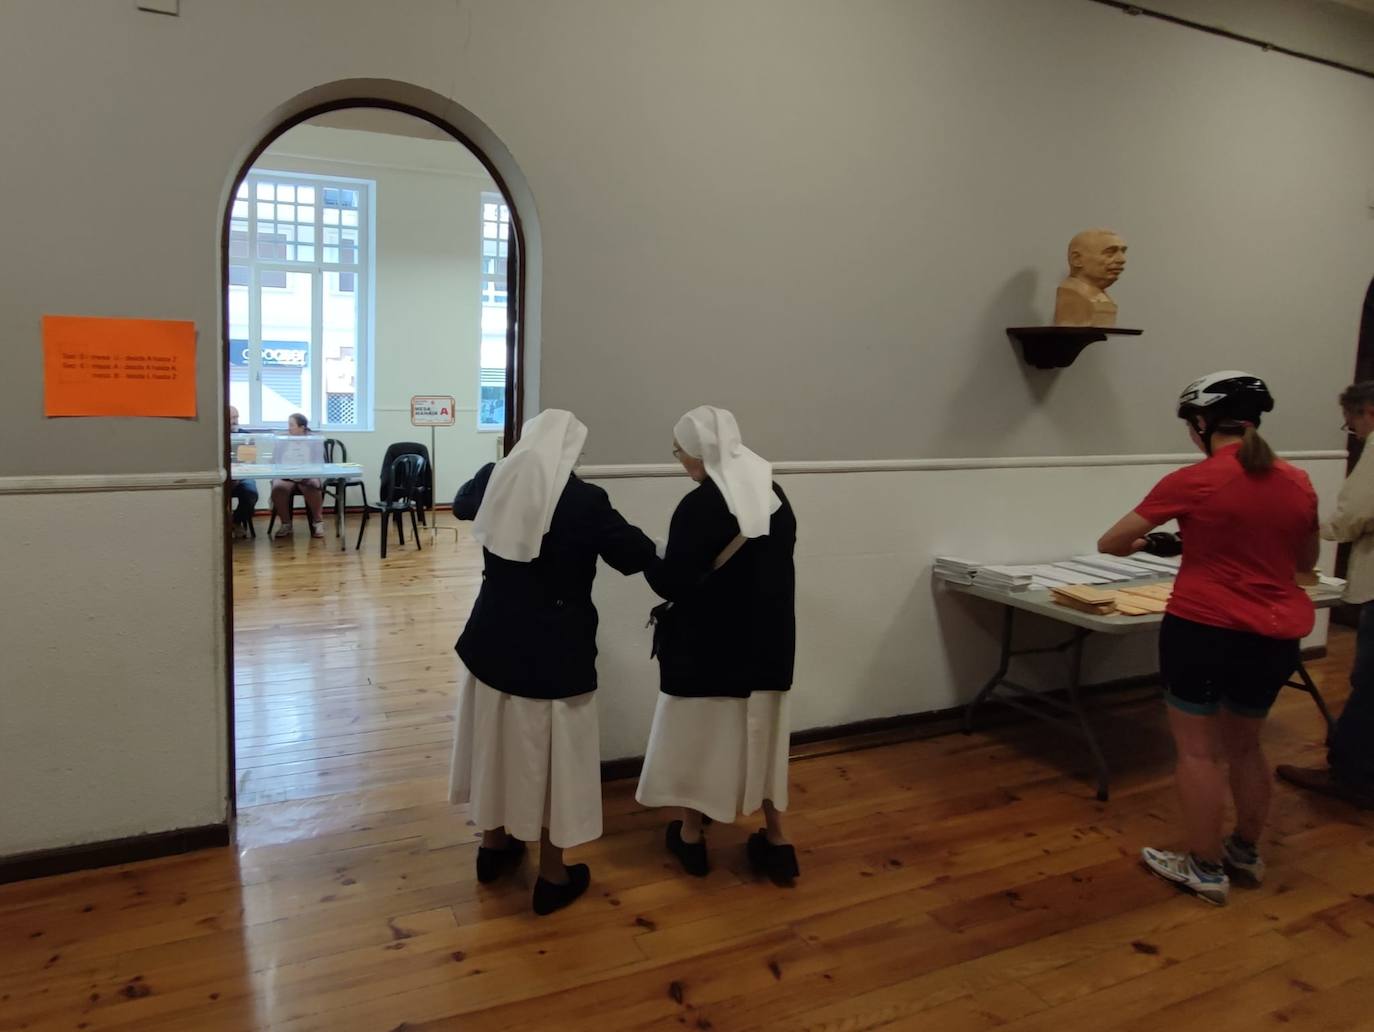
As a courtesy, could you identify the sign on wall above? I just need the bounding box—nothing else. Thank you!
[44,314,197,418]
[411,395,456,427]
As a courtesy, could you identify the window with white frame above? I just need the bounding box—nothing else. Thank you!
[227,171,373,429]
[478,192,510,432]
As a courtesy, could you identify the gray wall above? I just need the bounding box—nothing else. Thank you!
[0,0,1371,474]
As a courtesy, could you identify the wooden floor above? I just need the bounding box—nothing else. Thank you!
[3,518,1373,1031]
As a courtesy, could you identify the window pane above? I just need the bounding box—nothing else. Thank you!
[323,247,339,263]
[276,204,295,223]
[322,271,358,426]
[232,199,248,219]
[229,265,250,416]
[296,244,314,261]
[277,185,295,203]
[297,205,315,225]
[342,189,358,208]
[229,220,249,259]
[479,381,505,431]
[297,225,314,243]
[256,182,273,200]
[323,227,339,244]
[342,209,358,227]
[236,182,249,199]
[297,186,315,203]
[323,188,339,206]
[323,208,339,226]
[258,270,313,425]
[257,201,274,221]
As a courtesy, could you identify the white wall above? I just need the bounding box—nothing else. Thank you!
[0,483,226,855]
[0,0,1369,858]
[254,124,503,507]
[587,454,1346,760]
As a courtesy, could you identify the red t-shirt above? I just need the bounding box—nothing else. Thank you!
[1135,444,1317,640]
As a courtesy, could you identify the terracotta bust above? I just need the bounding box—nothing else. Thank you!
[1054,229,1127,327]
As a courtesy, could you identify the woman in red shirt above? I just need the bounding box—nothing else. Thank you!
[1098,371,1319,906]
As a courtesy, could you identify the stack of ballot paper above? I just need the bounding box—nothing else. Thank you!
[933,557,980,585]
[1114,583,1172,615]
[976,566,1035,591]
[1050,585,1118,615]
[933,559,1035,591]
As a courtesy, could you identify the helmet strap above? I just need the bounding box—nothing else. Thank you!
[1188,413,1216,456]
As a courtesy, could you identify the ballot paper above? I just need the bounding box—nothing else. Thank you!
[1050,561,1124,584]
[1070,555,1164,578]
[1126,553,1183,574]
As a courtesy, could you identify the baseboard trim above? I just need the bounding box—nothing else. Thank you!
[0,824,230,884]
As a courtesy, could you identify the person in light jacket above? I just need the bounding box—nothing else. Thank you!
[1277,380,1374,810]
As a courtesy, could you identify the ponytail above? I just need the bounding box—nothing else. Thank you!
[1237,425,1276,474]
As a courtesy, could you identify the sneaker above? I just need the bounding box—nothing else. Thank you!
[747,830,800,887]
[275,522,293,538]
[532,863,591,916]
[666,820,709,877]
[1141,846,1229,906]
[310,522,325,539]
[1221,833,1265,886]
[475,835,526,884]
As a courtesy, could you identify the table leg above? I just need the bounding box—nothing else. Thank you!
[964,606,1014,735]
[1289,660,1336,745]
[960,607,1111,800]
[1064,631,1111,802]
[334,482,344,550]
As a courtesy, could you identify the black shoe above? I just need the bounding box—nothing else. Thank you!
[747,830,800,887]
[532,863,591,916]
[666,820,709,877]
[475,836,526,884]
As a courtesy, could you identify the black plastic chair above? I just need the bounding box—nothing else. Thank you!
[379,441,433,526]
[356,453,426,558]
[322,437,369,539]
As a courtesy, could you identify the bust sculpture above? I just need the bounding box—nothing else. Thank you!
[1054,229,1127,327]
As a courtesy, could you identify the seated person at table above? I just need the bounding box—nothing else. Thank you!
[270,412,325,539]
[228,405,258,539]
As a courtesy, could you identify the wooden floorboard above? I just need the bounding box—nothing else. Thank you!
[2,519,1372,1030]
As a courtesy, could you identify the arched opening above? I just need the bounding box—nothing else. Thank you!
[219,82,539,822]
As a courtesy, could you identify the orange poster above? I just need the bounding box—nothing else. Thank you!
[44,315,197,418]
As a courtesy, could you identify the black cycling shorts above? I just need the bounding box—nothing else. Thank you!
[1159,613,1300,719]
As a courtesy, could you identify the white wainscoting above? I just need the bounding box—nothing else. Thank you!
[0,454,1346,855]
[585,455,1346,761]
[0,482,227,856]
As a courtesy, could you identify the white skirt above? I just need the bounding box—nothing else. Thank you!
[448,670,602,849]
[635,690,790,824]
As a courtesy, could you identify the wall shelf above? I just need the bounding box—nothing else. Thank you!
[1007,326,1143,369]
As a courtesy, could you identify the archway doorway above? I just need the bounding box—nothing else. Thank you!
[220,90,537,832]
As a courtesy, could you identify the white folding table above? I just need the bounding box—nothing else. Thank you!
[946,576,1341,801]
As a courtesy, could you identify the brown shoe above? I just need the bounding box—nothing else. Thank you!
[1276,765,1374,810]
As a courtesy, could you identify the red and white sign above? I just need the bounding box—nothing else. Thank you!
[410,395,456,427]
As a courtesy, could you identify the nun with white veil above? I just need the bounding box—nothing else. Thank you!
[449,409,658,915]
[637,406,800,885]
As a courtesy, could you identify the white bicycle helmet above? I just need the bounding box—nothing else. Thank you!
[1176,370,1274,453]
